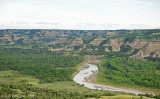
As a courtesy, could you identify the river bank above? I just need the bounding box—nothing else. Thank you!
[73,62,147,95]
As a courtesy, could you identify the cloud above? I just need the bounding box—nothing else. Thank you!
[75,23,121,30]
[76,23,95,27]
[0,0,160,29]
[128,24,151,29]
[36,22,60,25]
[0,25,33,29]
[129,24,148,26]
[100,23,119,27]
[10,22,28,24]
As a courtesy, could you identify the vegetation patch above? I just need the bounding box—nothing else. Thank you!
[97,57,160,90]
[0,48,84,83]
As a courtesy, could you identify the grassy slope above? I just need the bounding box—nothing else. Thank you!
[0,70,130,96]
[0,70,86,91]
[95,59,160,95]
[0,70,39,85]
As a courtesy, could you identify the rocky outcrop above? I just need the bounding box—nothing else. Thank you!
[49,37,83,45]
[105,47,110,52]
[71,38,83,45]
[137,41,160,58]
[102,38,160,58]
[89,37,105,46]
[0,34,14,44]
[125,39,141,48]
[134,41,149,49]
[103,38,124,51]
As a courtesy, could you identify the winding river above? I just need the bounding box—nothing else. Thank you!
[73,63,145,95]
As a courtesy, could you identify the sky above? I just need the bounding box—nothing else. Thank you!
[0,0,160,30]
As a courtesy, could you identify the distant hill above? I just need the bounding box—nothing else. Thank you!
[0,29,160,58]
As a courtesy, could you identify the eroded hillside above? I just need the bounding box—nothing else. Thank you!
[0,29,160,58]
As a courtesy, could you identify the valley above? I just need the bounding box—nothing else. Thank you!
[0,29,160,98]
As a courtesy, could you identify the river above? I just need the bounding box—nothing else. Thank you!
[73,63,145,95]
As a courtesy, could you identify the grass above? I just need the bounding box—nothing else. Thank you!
[0,70,16,76]
[87,95,153,99]
[0,70,39,85]
[34,81,91,93]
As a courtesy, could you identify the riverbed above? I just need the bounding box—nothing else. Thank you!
[73,63,145,95]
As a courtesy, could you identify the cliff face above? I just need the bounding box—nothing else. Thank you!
[103,38,124,51]
[71,38,83,45]
[0,34,14,44]
[135,41,160,58]
[102,38,160,58]
[89,37,105,46]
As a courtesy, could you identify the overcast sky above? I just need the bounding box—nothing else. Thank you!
[0,0,160,30]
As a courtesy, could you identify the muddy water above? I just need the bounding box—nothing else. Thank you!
[73,63,145,95]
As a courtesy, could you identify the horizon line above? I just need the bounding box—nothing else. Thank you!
[0,28,159,31]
